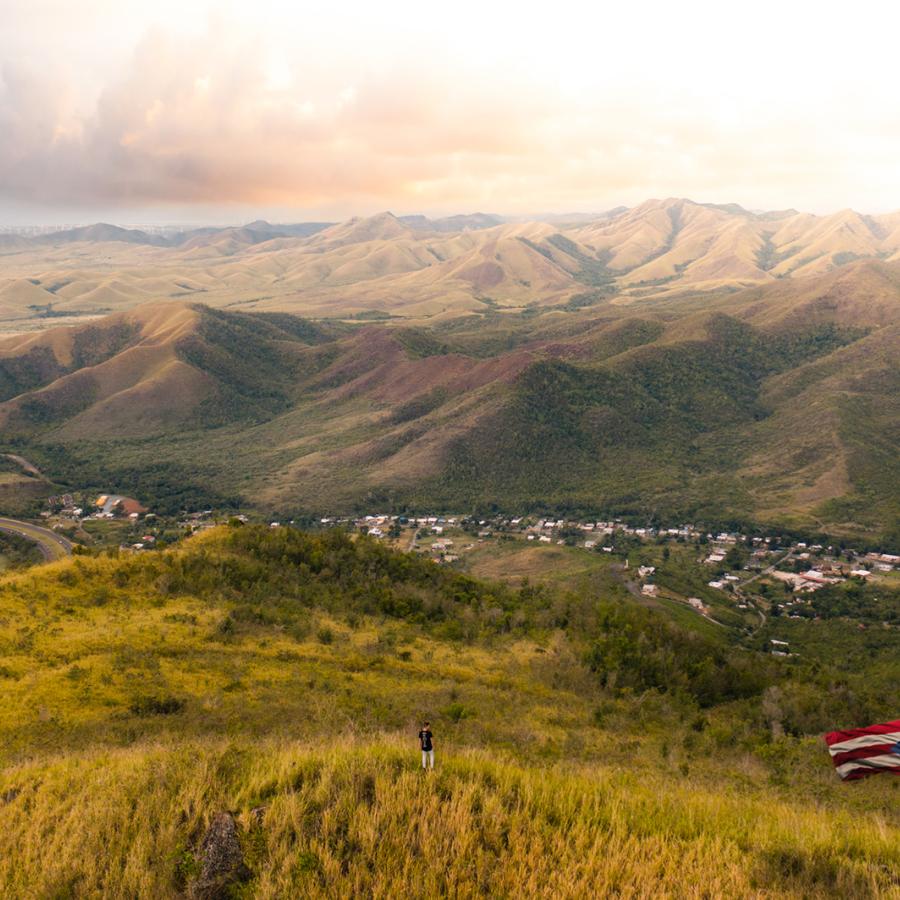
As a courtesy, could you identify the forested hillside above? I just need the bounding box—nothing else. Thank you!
[1,269,897,543]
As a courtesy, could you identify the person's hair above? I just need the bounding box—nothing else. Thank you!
[423,721,429,726]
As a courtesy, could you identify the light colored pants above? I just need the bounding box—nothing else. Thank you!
[422,749,434,769]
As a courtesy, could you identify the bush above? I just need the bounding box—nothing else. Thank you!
[129,696,185,716]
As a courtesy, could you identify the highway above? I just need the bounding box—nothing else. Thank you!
[0,516,73,561]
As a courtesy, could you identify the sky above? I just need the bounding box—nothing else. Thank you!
[3,0,900,225]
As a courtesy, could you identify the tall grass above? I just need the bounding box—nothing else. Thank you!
[0,735,897,898]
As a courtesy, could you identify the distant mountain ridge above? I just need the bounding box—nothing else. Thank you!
[4,198,900,328]
[0,212,507,249]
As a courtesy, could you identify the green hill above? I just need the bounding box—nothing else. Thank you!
[0,260,897,542]
[0,526,896,897]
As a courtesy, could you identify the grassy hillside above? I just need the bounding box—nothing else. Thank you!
[0,530,42,572]
[0,526,897,897]
[4,738,899,898]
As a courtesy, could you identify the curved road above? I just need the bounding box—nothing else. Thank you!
[0,516,73,561]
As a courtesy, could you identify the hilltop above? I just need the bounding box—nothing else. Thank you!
[5,199,900,330]
[0,524,896,896]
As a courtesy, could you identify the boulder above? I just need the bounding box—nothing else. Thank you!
[190,811,247,899]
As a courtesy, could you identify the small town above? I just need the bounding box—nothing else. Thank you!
[15,484,900,646]
[38,490,898,657]
[44,492,900,581]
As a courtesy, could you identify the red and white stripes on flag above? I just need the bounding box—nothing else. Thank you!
[824,719,900,781]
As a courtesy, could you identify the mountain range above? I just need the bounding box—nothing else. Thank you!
[4,199,900,330]
[1,240,897,540]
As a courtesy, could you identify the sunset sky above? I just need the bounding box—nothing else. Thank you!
[3,0,900,224]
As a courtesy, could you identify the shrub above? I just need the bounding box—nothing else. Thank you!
[129,696,185,716]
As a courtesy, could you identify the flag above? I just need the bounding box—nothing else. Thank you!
[824,719,900,781]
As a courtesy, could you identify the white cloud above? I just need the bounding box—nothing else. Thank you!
[3,1,900,216]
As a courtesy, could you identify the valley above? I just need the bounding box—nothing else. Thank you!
[0,243,896,544]
[0,201,897,898]
[6,2,900,894]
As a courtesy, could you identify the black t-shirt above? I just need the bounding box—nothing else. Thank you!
[419,729,433,751]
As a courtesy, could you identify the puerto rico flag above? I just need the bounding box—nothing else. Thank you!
[824,719,900,781]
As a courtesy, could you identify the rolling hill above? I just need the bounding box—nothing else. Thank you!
[5,200,900,333]
[0,252,896,541]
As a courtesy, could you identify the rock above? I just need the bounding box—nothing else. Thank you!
[190,811,247,899]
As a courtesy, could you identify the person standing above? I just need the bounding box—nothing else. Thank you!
[418,721,434,771]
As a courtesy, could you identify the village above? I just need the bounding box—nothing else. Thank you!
[37,493,898,654]
[338,512,899,650]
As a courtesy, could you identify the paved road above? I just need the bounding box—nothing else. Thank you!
[740,549,794,588]
[0,516,73,561]
[732,550,794,629]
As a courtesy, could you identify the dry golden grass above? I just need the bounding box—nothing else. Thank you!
[0,529,898,897]
[0,735,897,898]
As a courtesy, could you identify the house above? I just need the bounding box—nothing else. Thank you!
[641,584,658,596]
[638,566,655,578]
[94,494,147,517]
[799,570,839,586]
[584,540,596,549]
[688,597,705,610]
[539,535,551,543]
[708,580,726,589]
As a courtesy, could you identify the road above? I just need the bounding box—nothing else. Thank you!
[732,549,794,629]
[740,549,794,588]
[612,564,729,628]
[0,516,73,561]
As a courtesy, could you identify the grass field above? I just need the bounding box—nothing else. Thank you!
[462,540,613,588]
[2,736,898,898]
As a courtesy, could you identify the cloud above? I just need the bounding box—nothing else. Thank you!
[0,26,557,210]
[3,12,900,216]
